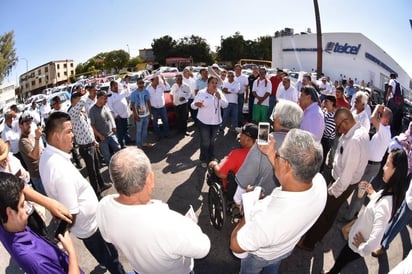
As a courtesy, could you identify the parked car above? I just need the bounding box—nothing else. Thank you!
[48,91,71,112]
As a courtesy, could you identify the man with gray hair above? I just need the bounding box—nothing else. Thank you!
[230,129,327,273]
[96,147,211,274]
[236,100,303,198]
[352,91,370,132]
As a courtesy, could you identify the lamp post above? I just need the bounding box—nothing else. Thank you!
[20,57,29,99]
[126,44,130,56]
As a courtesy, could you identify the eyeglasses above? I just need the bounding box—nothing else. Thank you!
[275,152,288,162]
[24,200,34,215]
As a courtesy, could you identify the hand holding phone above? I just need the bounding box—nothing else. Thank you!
[257,122,270,145]
[54,220,69,240]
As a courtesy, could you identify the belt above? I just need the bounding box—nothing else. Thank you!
[368,160,381,165]
[78,142,94,148]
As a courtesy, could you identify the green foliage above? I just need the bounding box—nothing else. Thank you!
[104,50,129,72]
[0,31,17,84]
[151,35,213,65]
[217,32,272,65]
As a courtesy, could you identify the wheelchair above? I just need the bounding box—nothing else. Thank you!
[206,167,238,230]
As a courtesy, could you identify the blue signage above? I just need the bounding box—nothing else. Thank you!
[325,42,361,55]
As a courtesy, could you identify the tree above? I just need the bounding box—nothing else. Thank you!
[217,32,247,65]
[127,56,144,71]
[0,31,17,84]
[151,35,176,64]
[104,50,129,72]
[176,35,213,64]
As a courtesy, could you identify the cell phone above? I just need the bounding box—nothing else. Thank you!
[257,122,270,145]
[54,220,69,240]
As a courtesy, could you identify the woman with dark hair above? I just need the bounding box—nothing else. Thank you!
[324,149,409,274]
[191,76,228,167]
[320,96,337,171]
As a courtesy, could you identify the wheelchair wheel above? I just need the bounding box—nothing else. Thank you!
[208,182,226,230]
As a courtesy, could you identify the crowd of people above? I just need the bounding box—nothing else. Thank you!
[0,64,411,274]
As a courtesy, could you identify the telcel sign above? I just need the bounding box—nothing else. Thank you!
[325,42,361,55]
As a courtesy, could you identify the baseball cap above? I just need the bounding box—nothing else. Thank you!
[236,123,258,139]
[19,112,33,124]
[97,90,112,98]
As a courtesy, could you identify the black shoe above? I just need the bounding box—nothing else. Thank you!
[100,183,112,192]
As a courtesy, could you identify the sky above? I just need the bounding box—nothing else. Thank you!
[1,0,412,85]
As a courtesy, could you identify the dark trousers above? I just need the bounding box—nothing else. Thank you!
[78,143,104,197]
[248,93,255,122]
[237,94,245,126]
[301,183,358,248]
[198,121,219,163]
[188,99,198,125]
[82,229,125,274]
[115,117,130,147]
[328,244,361,274]
[176,102,189,133]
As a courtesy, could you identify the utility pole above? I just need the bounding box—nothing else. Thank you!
[314,0,323,79]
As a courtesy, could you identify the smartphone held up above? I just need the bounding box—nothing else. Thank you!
[257,122,270,145]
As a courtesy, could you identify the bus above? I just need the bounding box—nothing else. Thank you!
[238,59,272,69]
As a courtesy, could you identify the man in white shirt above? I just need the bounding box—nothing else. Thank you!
[39,98,51,124]
[39,112,125,274]
[344,105,392,221]
[230,129,327,273]
[183,67,197,126]
[234,64,249,127]
[85,83,99,114]
[298,108,369,251]
[97,147,210,274]
[2,111,21,158]
[221,71,240,132]
[147,75,170,140]
[319,76,334,100]
[107,81,132,148]
[170,73,191,134]
[252,67,272,123]
[276,77,299,103]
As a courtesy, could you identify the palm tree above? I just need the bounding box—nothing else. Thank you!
[313,0,322,79]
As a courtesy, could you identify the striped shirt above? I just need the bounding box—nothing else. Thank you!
[323,110,336,139]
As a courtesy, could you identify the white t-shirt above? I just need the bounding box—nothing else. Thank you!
[183,76,197,99]
[39,144,98,238]
[237,173,327,261]
[276,85,299,104]
[97,197,210,274]
[223,80,240,104]
[170,83,191,106]
[235,74,248,94]
[252,78,272,106]
[352,109,370,133]
[369,123,391,162]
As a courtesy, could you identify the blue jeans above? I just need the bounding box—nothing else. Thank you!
[221,103,238,130]
[152,106,169,137]
[82,229,125,274]
[115,117,130,147]
[31,177,46,196]
[198,121,219,163]
[136,116,149,148]
[240,252,290,274]
[381,200,412,249]
[238,94,245,126]
[99,134,121,165]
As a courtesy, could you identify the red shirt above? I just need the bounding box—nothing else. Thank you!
[336,98,351,109]
[269,75,282,96]
[219,147,251,188]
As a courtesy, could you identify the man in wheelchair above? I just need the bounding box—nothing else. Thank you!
[208,123,257,222]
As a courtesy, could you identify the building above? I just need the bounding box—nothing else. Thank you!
[19,60,75,99]
[272,32,412,96]
[0,82,16,114]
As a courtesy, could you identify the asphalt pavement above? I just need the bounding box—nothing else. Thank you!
[1,121,411,274]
